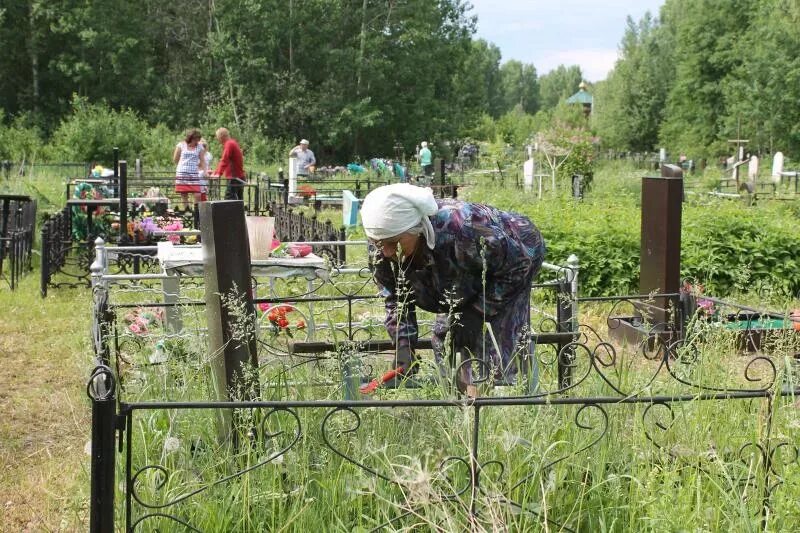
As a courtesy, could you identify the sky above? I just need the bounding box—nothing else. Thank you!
[469,0,665,82]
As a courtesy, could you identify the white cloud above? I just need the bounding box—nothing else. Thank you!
[468,0,664,82]
[538,49,621,82]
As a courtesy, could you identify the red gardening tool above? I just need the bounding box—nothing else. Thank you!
[359,366,406,394]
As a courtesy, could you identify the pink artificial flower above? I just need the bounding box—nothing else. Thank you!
[697,299,715,315]
[258,302,271,313]
[129,323,142,334]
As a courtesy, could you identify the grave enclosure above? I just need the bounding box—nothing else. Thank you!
[39,152,461,297]
[84,166,800,531]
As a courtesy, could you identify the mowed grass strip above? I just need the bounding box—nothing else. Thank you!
[0,274,90,531]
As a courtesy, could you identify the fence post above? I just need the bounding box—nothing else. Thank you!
[118,161,128,245]
[87,365,117,533]
[40,221,50,297]
[566,254,579,333]
[338,227,347,265]
[556,280,575,389]
[281,174,289,208]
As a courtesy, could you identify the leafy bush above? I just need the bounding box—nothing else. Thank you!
[466,178,800,298]
[682,201,800,296]
[49,95,153,163]
[0,113,45,161]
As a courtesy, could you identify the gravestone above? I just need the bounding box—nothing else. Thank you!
[342,190,360,227]
[640,164,683,325]
[288,157,298,198]
[434,158,446,186]
[772,152,784,183]
[523,158,534,192]
[748,155,759,181]
[200,201,260,443]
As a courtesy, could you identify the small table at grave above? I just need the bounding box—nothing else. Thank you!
[156,243,329,334]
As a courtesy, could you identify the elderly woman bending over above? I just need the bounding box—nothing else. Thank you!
[361,184,545,386]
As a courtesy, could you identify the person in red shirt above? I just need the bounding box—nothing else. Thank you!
[212,127,246,201]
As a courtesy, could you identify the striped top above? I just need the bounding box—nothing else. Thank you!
[175,142,204,188]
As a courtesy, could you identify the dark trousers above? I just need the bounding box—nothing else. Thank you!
[225,178,245,201]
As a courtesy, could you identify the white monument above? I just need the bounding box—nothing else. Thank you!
[342,190,360,227]
[523,157,535,192]
[771,152,784,183]
[288,157,299,197]
[748,155,759,181]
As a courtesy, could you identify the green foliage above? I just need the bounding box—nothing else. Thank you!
[467,166,800,298]
[495,107,537,145]
[0,113,45,161]
[49,96,152,163]
[538,65,584,111]
[593,12,673,152]
[499,60,539,115]
[682,201,800,296]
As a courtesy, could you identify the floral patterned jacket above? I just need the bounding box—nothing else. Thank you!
[373,199,546,351]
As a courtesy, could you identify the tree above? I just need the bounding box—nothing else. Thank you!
[538,65,583,111]
[721,0,800,155]
[658,0,757,156]
[499,60,539,115]
[452,39,503,119]
[593,11,674,152]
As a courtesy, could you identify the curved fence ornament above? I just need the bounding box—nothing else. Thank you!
[130,407,302,511]
[86,364,116,401]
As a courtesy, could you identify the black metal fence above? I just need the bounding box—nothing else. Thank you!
[1,160,88,180]
[0,195,37,289]
[82,236,800,532]
[39,206,76,296]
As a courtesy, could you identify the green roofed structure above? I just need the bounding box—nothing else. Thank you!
[566,81,593,117]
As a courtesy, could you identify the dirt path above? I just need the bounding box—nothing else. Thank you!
[0,279,90,531]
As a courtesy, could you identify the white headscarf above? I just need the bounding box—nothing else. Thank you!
[361,184,439,249]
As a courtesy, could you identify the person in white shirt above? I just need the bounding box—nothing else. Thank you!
[289,139,316,176]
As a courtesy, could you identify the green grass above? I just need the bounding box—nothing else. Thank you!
[2,162,800,531]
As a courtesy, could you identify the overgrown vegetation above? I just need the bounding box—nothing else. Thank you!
[462,164,800,298]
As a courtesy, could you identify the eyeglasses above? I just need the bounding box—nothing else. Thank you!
[371,237,401,249]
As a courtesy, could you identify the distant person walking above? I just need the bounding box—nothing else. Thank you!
[289,139,316,177]
[198,137,213,201]
[419,141,433,176]
[173,129,207,211]
[212,128,245,201]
